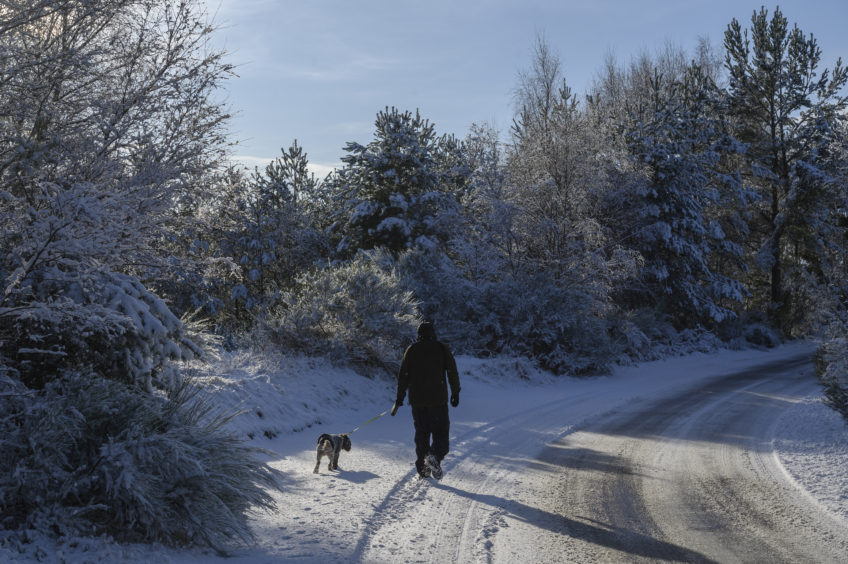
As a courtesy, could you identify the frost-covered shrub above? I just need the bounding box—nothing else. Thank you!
[0,371,281,551]
[714,310,783,349]
[2,269,202,392]
[261,253,420,372]
[741,323,782,348]
[470,273,617,375]
[395,249,482,351]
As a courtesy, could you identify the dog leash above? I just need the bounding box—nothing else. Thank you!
[347,405,392,435]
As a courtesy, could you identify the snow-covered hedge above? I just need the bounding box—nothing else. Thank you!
[3,270,202,393]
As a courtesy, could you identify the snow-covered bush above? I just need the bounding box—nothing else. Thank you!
[472,273,618,375]
[261,252,420,373]
[0,371,281,551]
[2,269,202,392]
[395,249,483,351]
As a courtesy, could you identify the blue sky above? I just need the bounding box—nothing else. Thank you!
[204,1,848,177]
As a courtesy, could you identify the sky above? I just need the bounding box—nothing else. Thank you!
[203,0,848,178]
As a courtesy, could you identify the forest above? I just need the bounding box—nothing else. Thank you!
[1,0,847,552]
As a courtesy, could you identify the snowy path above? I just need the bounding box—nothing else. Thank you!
[347,347,848,563]
[68,342,844,564]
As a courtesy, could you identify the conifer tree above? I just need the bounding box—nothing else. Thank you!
[330,107,462,256]
[724,6,848,328]
[217,142,325,323]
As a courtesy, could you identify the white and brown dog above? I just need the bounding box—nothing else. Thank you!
[313,433,351,473]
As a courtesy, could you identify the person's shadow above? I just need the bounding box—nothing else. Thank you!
[433,482,717,563]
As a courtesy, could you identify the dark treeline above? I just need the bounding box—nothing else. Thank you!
[0,0,846,551]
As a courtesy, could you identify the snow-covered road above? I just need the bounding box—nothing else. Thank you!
[159,341,843,564]
[512,353,848,563]
[345,347,848,563]
[28,343,845,563]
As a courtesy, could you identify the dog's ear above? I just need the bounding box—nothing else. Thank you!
[342,434,352,451]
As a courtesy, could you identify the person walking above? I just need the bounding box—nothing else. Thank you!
[391,321,460,479]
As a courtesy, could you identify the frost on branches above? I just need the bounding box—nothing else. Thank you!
[0,0,282,552]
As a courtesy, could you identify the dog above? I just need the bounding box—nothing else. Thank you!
[313,433,351,473]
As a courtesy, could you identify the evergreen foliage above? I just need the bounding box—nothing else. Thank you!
[627,64,747,325]
[328,107,465,257]
[724,6,848,330]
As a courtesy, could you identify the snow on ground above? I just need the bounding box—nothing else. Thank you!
[773,392,848,521]
[2,341,845,562]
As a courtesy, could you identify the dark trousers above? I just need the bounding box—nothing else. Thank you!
[411,404,450,469]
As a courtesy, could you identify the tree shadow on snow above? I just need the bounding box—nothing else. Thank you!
[434,483,717,563]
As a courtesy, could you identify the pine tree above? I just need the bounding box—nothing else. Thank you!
[211,142,325,325]
[724,6,848,328]
[330,107,462,256]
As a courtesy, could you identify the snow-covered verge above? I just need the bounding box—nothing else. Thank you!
[1,341,844,563]
[773,394,848,521]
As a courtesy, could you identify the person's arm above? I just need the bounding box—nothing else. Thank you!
[395,348,410,404]
[444,345,460,402]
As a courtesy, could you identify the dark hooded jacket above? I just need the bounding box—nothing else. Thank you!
[396,324,460,408]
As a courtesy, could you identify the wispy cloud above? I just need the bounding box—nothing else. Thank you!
[232,40,402,83]
[204,2,403,83]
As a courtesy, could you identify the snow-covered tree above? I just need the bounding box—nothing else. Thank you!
[212,142,326,326]
[329,107,464,256]
[453,123,519,281]
[508,35,601,277]
[724,6,848,329]
[627,64,747,325]
[0,0,232,380]
[0,0,283,549]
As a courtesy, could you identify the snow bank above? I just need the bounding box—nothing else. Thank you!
[773,395,848,521]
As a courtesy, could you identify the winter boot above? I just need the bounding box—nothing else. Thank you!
[416,459,431,479]
[425,454,443,480]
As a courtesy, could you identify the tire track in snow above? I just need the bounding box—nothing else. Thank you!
[353,389,598,563]
[532,353,848,562]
